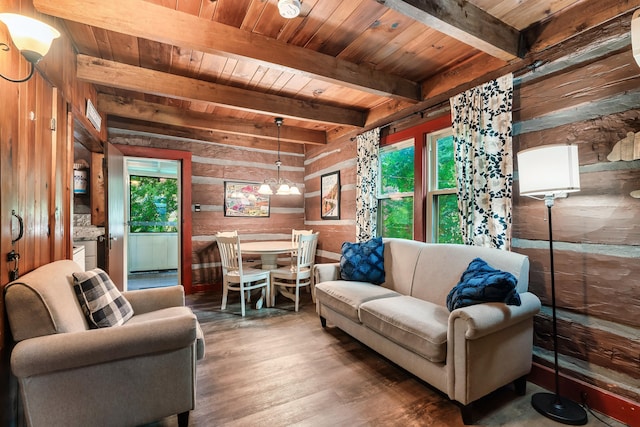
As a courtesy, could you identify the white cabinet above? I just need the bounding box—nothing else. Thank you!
[73,240,98,271]
[73,246,85,271]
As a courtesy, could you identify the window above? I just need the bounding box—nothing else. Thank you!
[129,175,179,233]
[427,129,462,243]
[377,139,414,239]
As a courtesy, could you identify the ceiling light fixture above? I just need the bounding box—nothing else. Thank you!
[278,0,301,19]
[0,13,60,83]
[258,118,301,196]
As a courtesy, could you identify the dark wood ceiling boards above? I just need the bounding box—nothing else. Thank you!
[33,0,640,147]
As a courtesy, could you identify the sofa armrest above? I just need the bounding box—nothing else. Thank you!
[11,311,197,378]
[314,263,341,284]
[122,285,185,314]
[448,292,541,340]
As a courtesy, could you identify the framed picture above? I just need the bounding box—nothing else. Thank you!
[224,181,270,217]
[320,171,340,220]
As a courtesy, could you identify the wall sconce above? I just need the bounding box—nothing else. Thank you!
[0,13,60,83]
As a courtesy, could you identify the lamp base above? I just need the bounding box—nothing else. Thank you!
[531,392,588,425]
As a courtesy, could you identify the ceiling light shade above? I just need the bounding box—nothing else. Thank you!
[278,0,301,19]
[0,14,60,63]
[517,144,580,197]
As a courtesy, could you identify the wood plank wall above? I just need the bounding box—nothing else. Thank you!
[511,28,640,402]
[304,138,358,264]
[107,131,306,290]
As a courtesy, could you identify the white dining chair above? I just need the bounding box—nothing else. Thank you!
[283,229,313,267]
[270,232,318,312]
[217,234,270,317]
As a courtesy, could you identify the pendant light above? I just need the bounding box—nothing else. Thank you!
[258,118,301,196]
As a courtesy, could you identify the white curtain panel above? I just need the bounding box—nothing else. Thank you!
[355,127,380,242]
[450,73,514,250]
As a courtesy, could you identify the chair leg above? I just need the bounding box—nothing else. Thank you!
[221,279,229,310]
[178,411,189,427]
[240,283,246,317]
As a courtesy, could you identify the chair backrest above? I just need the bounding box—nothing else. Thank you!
[292,229,313,245]
[295,232,318,269]
[216,234,243,275]
[217,230,238,238]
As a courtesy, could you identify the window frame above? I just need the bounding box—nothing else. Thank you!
[425,127,460,243]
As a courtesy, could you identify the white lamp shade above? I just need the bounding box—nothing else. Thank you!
[289,185,301,195]
[517,144,580,196]
[257,183,273,195]
[0,13,60,63]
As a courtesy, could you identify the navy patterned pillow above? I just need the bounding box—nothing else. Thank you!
[446,257,521,311]
[340,237,385,285]
[73,268,134,328]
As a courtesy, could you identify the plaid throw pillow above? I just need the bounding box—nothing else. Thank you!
[73,268,134,328]
[340,237,385,285]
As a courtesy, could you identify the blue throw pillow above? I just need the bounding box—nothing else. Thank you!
[446,257,521,311]
[340,237,385,285]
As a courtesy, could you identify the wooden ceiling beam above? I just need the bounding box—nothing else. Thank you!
[98,94,326,145]
[33,0,421,102]
[523,0,640,53]
[107,118,305,154]
[77,55,365,128]
[379,0,522,61]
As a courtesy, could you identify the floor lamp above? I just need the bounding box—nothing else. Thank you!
[517,144,587,425]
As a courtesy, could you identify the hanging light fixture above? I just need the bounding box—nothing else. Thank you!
[258,117,301,196]
[278,0,302,19]
[0,13,60,83]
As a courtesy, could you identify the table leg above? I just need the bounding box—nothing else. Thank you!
[260,254,278,270]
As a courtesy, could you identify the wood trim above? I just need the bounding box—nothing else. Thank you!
[528,362,640,427]
[113,144,193,294]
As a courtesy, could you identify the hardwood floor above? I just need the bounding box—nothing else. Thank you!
[148,290,625,427]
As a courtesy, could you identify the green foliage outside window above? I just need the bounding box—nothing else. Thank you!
[130,176,178,233]
[380,197,413,239]
[436,193,463,243]
[379,144,414,239]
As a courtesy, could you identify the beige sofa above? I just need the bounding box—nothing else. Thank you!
[4,260,205,427]
[314,238,541,424]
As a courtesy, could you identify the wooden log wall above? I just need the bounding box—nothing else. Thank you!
[108,131,306,290]
[511,26,640,402]
[1,2,106,423]
[304,138,358,264]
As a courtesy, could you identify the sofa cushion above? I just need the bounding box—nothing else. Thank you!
[340,237,385,285]
[359,295,449,363]
[446,257,521,311]
[315,280,400,322]
[73,268,134,328]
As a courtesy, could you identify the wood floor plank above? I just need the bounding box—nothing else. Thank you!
[143,291,626,427]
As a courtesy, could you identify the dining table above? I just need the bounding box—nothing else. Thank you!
[240,240,296,270]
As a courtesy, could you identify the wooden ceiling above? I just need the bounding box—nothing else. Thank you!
[33,0,638,146]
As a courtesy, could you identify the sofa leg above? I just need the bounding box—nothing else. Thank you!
[459,403,474,425]
[178,411,189,427]
[514,374,527,396]
[320,316,326,328]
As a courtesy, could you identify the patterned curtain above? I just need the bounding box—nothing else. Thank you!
[355,127,380,242]
[450,74,514,250]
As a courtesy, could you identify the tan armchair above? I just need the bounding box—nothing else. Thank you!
[4,260,205,427]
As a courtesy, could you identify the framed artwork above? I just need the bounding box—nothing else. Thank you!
[320,171,340,220]
[224,181,270,217]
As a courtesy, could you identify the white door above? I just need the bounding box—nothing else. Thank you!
[105,142,126,290]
